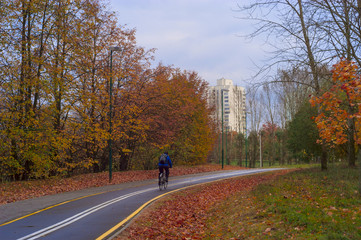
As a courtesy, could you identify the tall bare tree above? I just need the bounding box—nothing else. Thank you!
[237,0,347,170]
[310,0,360,166]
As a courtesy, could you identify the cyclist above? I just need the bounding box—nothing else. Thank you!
[158,151,172,182]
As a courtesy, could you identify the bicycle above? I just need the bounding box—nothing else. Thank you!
[158,171,168,190]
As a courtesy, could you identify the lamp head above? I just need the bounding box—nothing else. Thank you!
[110,46,121,51]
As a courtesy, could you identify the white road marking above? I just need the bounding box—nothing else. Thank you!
[18,188,155,240]
[18,168,283,239]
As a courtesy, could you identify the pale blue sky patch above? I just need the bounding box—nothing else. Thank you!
[107,0,265,86]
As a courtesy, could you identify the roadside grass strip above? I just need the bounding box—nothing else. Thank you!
[206,165,361,239]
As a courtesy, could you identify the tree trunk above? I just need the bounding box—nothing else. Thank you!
[348,118,356,167]
[298,0,327,170]
[321,145,328,170]
[358,149,361,196]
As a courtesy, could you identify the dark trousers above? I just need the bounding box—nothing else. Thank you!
[159,166,169,180]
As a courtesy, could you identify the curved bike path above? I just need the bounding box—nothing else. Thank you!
[0,168,282,240]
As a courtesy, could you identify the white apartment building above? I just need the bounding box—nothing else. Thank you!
[208,78,246,133]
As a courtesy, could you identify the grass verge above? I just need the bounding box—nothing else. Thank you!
[206,165,361,239]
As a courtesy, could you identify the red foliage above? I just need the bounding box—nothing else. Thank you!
[309,59,361,146]
[262,122,278,135]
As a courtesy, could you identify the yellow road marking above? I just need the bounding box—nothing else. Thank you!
[0,192,105,227]
[96,172,273,239]
[2,171,272,235]
[96,182,210,240]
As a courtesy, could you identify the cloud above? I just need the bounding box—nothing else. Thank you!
[108,0,264,86]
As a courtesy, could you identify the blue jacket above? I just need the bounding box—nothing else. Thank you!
[158,154,172,168]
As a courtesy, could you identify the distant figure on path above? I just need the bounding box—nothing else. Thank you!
[158,151,172,182]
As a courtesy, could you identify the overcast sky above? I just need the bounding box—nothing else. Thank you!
[108,0,265,87]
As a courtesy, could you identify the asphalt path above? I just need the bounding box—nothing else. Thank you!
[0,168,282,240]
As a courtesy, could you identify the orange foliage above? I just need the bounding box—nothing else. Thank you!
[310,59,361,146]
[134,65,216,165]
[0,0,216,179]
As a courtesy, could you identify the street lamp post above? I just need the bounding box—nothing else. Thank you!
[225,125,228,165]
[109,46,121,183]
[245,111,250,168]
[260,131,262,168]
[219,133,221,164]
[245,112,248,168]
[221,89,229,169]
[221,89,224,169]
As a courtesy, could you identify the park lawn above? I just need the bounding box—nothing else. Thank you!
[206,165,361,239]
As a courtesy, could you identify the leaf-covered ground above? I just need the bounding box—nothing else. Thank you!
[116,169,294,239]
[116,166,361,239]
[0,164,244,205]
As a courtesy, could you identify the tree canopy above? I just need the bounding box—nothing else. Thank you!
[0,0,216,181]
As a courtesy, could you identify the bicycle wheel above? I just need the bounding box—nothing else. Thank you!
[163,178,168,190]
[159,173,164,190]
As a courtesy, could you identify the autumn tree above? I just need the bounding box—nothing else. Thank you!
[66,0,126,174]
[0,0,217,180]
[310,0,361,166]
[110,45,155,171]
[0,0,153,179]
[259,122,281,166]
[0,0,61,179]
[130,65,216,168]
[310,59,361,167]
[171,71,216,165]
